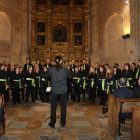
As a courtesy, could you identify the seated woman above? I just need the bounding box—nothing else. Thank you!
[133,77,140,98]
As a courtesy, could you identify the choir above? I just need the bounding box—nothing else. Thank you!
[0,58,140,114]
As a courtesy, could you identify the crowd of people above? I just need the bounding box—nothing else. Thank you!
[0,57,140,114]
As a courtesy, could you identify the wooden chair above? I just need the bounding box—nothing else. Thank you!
[118,101,132,136]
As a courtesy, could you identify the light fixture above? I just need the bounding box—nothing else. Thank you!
[124,0,130,5]
[122,1,131,37]
[122,34,130,39]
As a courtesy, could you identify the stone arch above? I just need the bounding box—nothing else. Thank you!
[0,11,11,62]
[103,13,128,66]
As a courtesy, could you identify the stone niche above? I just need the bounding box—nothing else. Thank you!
[0,11,11,63]
[0,0,29,66]
[92,0,133,67]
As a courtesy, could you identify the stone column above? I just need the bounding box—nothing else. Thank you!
[69,0,73,60]
[89,0,99,66]
[46,0,52,57]
[47,14,51,49]
[31,2,36,49]
[130,0,140,61]
[19,0,30,64]
[84,0,89,49]
[84,11,89,49]
[69,0,73,49]
[31,11,36,61]
[69,15,73,60]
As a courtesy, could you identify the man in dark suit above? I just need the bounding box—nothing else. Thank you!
[23,58,33,72]
[135,60,140,83]
[82,59,89,77]
[70,60,76,73]
[113,77,133,98]
[44,58,52,70]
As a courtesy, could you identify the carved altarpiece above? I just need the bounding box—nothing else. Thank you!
[31,0,89,64]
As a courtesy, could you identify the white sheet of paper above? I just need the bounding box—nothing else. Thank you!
[46,87,51,92]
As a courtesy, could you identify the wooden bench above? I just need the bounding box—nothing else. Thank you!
[108,94,140,139]
[132,107,140,140]
[0,94,5,136]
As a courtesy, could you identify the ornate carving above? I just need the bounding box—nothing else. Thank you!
[74,0,83,5]
[52,0,69,5]
[37,0,47,4]
[31,0,89,63]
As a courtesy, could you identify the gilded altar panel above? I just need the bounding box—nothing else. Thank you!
[31,0,89,63]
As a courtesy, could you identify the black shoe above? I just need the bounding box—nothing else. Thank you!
[102,107,106,114]
[120,119,125,124]
[48,123,55,128]
[61,124,66,127]
[102,110,106,114]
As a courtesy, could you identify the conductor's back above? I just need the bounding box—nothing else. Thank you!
[47,55,71,128]
[48,66,70,94]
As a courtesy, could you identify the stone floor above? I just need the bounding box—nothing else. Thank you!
[0,100,131,140]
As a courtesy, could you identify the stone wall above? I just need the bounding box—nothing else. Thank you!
[91,0,134,68]
[130,0,140,62]
[99,0,131,67]
[0,0,139,67]
[0,0,29,65]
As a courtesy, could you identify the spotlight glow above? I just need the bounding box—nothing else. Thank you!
[124,0,130,5]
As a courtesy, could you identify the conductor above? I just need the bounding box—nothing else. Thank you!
[47,55,71,128]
